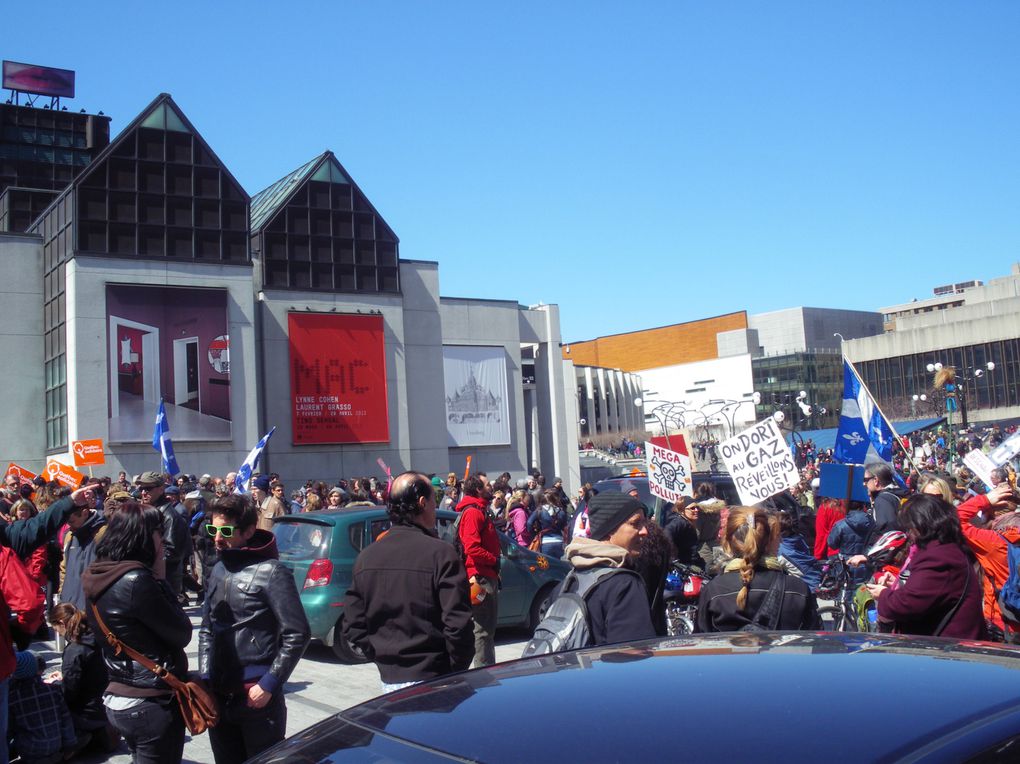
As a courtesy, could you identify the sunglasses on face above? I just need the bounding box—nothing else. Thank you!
[206,524,236,538]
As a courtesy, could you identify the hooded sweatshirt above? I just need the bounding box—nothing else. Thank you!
[563,537,655,646]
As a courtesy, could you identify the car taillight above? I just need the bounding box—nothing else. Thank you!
[303,558,333,589]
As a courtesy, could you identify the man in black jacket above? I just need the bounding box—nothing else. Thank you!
[199,494,310,764]
[135,472,190,598]
[344,471,473,692]
[563,492,656,646]
[865,463,907,543]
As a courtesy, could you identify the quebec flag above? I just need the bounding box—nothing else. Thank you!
[235,427,276,493]
[152,400,181,476]
[834,360,895,465]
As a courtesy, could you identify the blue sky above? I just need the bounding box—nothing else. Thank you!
[7,2,1019,342]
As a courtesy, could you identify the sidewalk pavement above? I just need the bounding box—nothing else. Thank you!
[39,606,528,764]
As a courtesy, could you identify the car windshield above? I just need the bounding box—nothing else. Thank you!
[274,521,331,560]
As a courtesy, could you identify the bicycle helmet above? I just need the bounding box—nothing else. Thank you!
[866,530,908,564]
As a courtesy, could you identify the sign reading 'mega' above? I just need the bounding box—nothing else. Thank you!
[288,313,389,444]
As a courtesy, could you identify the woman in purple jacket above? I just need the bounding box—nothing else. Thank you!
[867,494,985,639]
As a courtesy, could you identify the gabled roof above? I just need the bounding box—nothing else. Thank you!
[29,92,249,231]
[249,151,399,243]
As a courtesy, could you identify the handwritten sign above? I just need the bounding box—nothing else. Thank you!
[44,459,87,489]
[964,448,997,488]
[71,439,105,467]
[720,418,799,506]
[645,440,693,502]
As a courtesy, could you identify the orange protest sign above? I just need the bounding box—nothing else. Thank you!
[463,455,472,482]
[71,439,106,467]
[44,460,87,489]
[5,463,36,486]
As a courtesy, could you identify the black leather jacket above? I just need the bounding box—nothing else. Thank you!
[198,529,310,695]
[82,560,192,695]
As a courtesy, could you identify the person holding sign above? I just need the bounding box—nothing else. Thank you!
[696,507,821,633]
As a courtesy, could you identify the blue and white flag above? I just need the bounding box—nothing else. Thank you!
[235,426,276,493]
[834,360,896,466]
[152,400,181,476]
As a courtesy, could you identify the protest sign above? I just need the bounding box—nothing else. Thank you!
[719,418,799,506]
[989,432,1020,468]
[5,463,36,487]
[44,459,86,489]
[71,439,105,467]
[645,440,693,502]
[818,463,870,503]
[964,448,997,488]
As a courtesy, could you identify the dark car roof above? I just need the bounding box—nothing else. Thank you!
[253,633,1020,763]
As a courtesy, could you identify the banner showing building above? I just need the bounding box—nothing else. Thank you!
[645,438,693,502]
[106,285,231,443]
[720,418,799,506]
[289,313,389,444]
[444,346,510,447]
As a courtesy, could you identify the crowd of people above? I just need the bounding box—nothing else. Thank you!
[0,429,1017,763]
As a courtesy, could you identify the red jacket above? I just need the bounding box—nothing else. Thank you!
[0,545,45,680]
[456,495,500,581]
[814,500,846,560]
[956,494,1020,629]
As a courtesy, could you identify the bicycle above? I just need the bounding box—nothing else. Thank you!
[816,556,858,631]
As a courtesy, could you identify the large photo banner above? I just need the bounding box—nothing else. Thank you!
[289,313,389,444]
[107,285,230,442]
[444,346,510,447]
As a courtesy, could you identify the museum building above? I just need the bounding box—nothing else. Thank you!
[0,91,579,487]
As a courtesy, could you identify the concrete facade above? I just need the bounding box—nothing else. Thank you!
[0,232,46,469]
[0,92,581,492]
[845,265,1020,424]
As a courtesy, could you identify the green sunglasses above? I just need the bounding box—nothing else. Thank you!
[205,524,236,538]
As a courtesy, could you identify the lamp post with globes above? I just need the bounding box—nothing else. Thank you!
[925,360,995,469]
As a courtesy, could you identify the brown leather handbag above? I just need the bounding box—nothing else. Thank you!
[90,603,220,735]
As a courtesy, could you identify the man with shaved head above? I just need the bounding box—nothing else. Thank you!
[343,471,473,691]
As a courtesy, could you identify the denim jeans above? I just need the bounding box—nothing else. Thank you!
[106,698,184,764]
[208,690,287,764]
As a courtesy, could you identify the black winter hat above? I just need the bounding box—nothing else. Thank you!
[587,492,644,541]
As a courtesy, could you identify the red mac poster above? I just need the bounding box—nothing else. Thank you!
[288,313,389,444]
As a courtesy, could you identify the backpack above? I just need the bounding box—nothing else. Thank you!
[439,511,465,560]
[997,535,1020,625]
[522,567,638,656]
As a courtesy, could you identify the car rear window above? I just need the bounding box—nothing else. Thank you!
[275,521,331,561]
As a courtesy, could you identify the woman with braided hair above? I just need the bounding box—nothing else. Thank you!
[695,506,821,632]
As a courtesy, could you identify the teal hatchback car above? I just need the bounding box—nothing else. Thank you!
[272,507,570,663]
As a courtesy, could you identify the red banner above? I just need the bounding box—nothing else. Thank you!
[288,313,389,444]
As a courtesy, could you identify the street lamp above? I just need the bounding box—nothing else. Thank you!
[910,393,927,419]
[925,360,996,468]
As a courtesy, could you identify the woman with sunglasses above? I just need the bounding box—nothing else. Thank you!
[82,501,192,764]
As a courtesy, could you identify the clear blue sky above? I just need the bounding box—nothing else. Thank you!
[8,2,1019,342]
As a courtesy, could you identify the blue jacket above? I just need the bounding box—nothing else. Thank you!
[827,510,875,558]
[779,535,823,591]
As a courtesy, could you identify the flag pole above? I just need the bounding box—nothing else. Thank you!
[844,357,922,475]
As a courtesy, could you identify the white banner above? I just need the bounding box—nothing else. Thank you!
[719,418,799,506]
[963,448,996,489]
[989,431,1020,468]
[645,441,693,503]
[444,346,510,447]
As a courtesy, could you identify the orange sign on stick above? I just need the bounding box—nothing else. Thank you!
[5,463,36,487]
[71,439,106,467]
[44,460,87,489]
